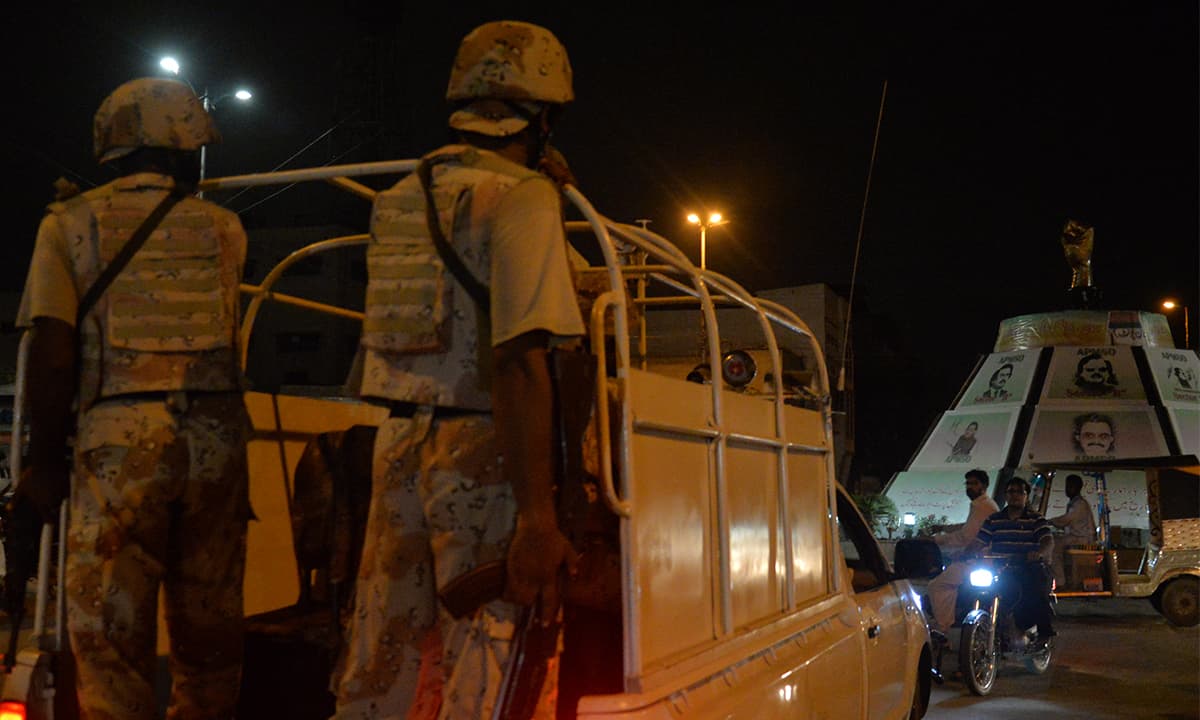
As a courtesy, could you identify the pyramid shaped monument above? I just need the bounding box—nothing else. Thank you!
[884,222,1198,547]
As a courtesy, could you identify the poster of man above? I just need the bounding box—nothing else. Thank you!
[1146,348,1200,405]
[1041,346,1146,403]
[1072,412,1117,456]
[1021,406,1168,463]
[957,351,1038,408]
[911,409,1018,470]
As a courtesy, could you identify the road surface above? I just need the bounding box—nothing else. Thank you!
[926,597,1199,719]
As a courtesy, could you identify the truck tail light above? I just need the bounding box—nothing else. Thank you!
[0,701,27,720]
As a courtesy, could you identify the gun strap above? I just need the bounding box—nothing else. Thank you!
[416,159,491,311]
[76,189,184,328]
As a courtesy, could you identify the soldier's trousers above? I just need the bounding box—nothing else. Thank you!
[66,393,251,720]
[333,411,553,720]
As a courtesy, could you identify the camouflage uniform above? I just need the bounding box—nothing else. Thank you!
[69,393,250,720]
[333,138,583,719]
[16,78,250,719]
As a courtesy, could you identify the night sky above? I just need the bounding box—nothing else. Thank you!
[7,4,1197,479]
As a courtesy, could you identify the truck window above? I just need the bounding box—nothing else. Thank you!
[837,490,890,592]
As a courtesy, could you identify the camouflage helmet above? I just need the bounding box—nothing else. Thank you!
[93,78,220,164]
[446,21,572,136]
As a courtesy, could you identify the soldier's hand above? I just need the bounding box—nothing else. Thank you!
[505,516,579,623]
[537,145,577,189]
[15,462,69,524]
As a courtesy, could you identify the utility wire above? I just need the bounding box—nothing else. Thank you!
[222,118,352,207]
[232,129,385,215]
[838,80,888,392]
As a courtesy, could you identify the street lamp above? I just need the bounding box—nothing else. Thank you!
[157,56,253,186]
[1162,299,1190,348]
[686,211,728,271]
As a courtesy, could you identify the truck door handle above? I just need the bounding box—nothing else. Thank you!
[867,623,881,638]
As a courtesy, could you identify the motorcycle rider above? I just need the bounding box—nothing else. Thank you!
[926,469,1000,641]
[969,476,1056,648]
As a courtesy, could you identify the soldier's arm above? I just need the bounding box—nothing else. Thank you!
[22,316,76,521]
[494,330,577,616]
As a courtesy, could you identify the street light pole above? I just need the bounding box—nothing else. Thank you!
[686,211,727,271]
[1162,300,1190,348]
[200,88,210,189]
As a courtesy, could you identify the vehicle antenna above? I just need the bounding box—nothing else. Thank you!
[838,79,888,392]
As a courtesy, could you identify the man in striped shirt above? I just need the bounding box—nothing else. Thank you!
[972,476,1056,644]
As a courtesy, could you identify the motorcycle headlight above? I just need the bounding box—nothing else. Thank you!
[969,569,995,588]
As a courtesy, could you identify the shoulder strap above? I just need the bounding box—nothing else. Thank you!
[416,159,491,311]
[75,190,184,328]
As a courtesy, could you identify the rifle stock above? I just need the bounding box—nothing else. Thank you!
[438,559,507,620]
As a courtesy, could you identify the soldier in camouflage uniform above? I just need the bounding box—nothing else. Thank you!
[332,21,584,720]
[16,78,251,719]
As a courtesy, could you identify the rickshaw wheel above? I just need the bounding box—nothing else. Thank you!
[1159,576,1199,627]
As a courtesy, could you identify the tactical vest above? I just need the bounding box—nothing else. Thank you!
[359,146,542,408]
[55,178,243,406]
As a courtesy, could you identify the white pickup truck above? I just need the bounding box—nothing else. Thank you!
[3,159,934,719]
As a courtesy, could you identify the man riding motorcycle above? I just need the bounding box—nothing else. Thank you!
[966,476,1056,649]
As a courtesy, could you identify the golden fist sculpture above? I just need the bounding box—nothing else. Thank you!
[1060,219,1095,290]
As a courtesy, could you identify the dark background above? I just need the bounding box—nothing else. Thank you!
[6,3,1196,481]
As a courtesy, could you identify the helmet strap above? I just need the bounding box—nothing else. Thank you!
[110,148,201,191]
[506,102,558,168]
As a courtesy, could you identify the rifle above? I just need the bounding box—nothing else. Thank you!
[3,490,41,669]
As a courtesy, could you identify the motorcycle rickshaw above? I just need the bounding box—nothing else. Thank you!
[1029,455,1199,627]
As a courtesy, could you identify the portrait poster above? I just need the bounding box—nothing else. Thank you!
[1020,406,1167,464]
[884,469,999,528]
[956,350,1039,408]
[1040,346,1146,404]
[1168,407,1199,456]
[1146,348,1200,406]
[910,408,1018,471]
[1035,468,1150,530]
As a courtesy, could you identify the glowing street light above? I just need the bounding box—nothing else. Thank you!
[1161,299,1190,348]
[686,211,728,271]
[159,56,181,75]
